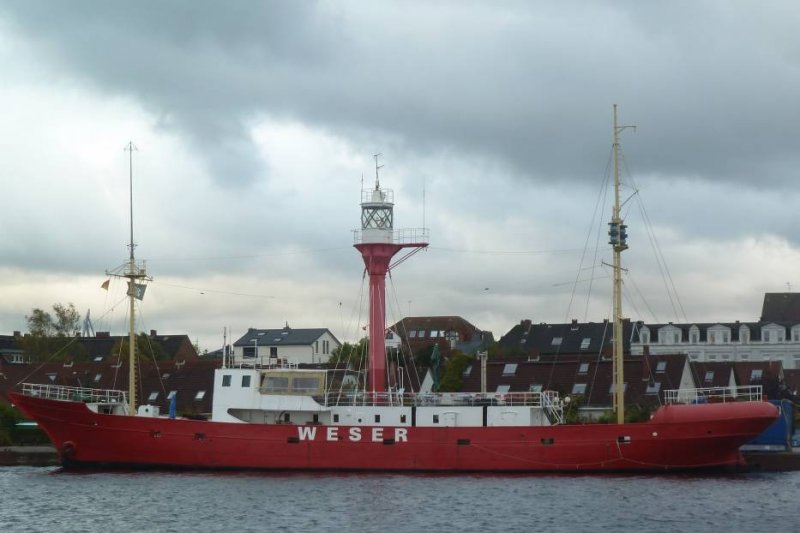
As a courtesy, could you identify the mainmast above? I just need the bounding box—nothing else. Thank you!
[120,142,149,415]
[609,105,632,424]
[354,155,428,395]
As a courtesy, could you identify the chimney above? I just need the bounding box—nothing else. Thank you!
[150,329,157,337]
[13,330,20,337]
[97,331,110,338]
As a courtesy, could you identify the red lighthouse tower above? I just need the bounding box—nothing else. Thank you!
[354,156,428,394]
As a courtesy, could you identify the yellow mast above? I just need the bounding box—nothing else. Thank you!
[121,142,149,415]
[610,105,630,425]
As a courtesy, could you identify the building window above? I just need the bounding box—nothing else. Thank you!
[430,331,439,338]
[793,331,800,342]
[242,375,251,388]
[646,382,661,394]
[580,338,591,350]
[641,332,649,344]
[750,369,763,382]
[270,347,278,357]
[314,341,319,354]
[409,330,417,338]
[167,391,176,400]
[529,384,543,393]
[148,391,159,401]
[778,331,785,342]
[690,332,698,344]
[742,331,750,343]
[94,373,102,382]
[656,361,666,373]
[552,337,562,346]
[578,363,589,374]
[222,375,232,387]
[419,331,427,338]
[462,365,472,377]
[709,332,716,344]
[572,383,586,395]
[704,371,714,382]
[496,384,511,393]
[502,363,517,376]
[674,333,680,343]
[195,390,206,401]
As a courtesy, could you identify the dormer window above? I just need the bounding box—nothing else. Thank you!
[704,371,714,382]
[655,361,666,373]
[551,337,562,346]
[580,338,591,350]
[750,369,763,382]
[578,363,589,374]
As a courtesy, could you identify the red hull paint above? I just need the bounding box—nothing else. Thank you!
[10,393,778,472]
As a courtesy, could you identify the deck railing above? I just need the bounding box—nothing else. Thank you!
[321,390,564,412]
[663,385,763,405]
[21,383,128,404]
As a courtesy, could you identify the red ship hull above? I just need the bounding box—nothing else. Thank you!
[10,393,778,472]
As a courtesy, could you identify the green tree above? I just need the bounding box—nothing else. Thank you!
[328,338,368,369]
[438,351,474,392]
[53,303,80,336]
[21,303,86,361]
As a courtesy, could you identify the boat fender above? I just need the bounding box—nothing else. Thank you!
[61,441,76,459]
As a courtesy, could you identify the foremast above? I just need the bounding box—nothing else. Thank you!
[609,105,632,424]
[108,142,151,415]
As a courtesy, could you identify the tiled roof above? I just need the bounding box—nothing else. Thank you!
[461,353,687,407]
[497,319,629,357]
[761,293,800,322]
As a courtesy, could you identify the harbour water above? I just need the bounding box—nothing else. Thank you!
[1,467,799,532]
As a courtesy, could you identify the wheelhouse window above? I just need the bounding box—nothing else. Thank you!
[242,375,252,388]
[222,374,232,387]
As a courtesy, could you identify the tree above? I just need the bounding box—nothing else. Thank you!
[438,351,474,392]
[52,303,80,336]
[21,303,86,361]
[328,338,368,369]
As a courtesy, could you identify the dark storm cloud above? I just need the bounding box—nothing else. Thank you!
[2,0,799,188]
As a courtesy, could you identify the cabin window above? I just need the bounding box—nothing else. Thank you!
[242,375,252,388]
[195,390,206,401]
[578,363,589,374]
[433,414,439,424]
[264,377,290,392]
[148,391,159,402]
[646,382,661,394]
[656,361,666,373]
[222,375,232,387]
[572,383,586,395]
[292,377,321,394]
[502,363,517,376]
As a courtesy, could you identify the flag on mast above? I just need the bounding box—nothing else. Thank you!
[127,281,147,300]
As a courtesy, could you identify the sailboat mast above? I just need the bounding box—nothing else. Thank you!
[610,105,629,424]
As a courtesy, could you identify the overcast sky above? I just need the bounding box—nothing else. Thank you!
[1,1,799,352]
